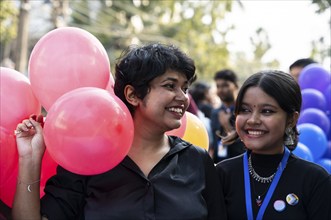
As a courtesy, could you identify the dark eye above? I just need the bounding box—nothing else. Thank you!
[261,109,275,114]
[238,106,250,113]
[182,87,189,94]
[163,83,175,89]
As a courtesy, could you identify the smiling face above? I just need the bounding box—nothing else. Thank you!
[135,70,190,133]
[235,86,288,154]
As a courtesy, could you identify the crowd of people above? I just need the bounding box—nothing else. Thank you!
[1,43,330,219]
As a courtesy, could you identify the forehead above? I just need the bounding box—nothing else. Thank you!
[242,87,279,106]
[215,78,235,86]
[152,70,188,83]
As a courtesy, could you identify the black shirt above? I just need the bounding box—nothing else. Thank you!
[41,136,226,220]
[216,152,331,220]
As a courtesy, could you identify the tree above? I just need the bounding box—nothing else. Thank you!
[67,0,237,79]
[0,0,18,66]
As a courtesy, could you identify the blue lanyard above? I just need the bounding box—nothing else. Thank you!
[243,148,290,220]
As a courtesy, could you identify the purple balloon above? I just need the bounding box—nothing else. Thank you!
[323,85,331,114]
[299,64,331,93]
[298,108,330,135]
[301,89,327,111]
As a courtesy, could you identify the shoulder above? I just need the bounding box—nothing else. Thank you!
[217,154,244,166]
[289,154,330,176]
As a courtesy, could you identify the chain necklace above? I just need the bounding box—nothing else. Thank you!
[248,154,276,184]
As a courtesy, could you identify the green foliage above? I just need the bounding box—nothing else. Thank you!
[67,0,234,80]
[0,1,18,43]
[312,0,331,13]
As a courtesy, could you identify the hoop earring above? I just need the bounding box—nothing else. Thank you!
[284,127,295,146]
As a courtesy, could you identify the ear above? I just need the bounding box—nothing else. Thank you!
[124,85,139,106]
[287,111,299,127]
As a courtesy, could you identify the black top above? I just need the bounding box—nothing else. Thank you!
[216,152,331,220]
[41,136,226,220]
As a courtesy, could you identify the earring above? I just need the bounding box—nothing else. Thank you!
[284,127,295,146]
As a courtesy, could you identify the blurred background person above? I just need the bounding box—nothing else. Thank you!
[190,81,215,152]
[210,69,245,163]
[190,81,214,119]
[289,58,317,82]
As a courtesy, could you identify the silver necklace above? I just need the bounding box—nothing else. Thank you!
[248,154,276,183]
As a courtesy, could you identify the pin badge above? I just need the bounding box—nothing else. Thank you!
[273,200,286,212]
[286,193,299,206]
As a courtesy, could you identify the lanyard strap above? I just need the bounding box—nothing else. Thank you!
[243,148,290,220]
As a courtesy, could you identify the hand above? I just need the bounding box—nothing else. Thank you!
[15,115,45,160]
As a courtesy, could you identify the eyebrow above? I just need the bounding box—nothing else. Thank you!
[242,102,277,108]
[161,77,189,84]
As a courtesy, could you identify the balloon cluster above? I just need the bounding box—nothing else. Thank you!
[293,64,331,173]
[0,27,133,207]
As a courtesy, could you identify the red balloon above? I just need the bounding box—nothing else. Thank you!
[0,127,18,207]
[0,67,41,132]
[29,27,110,110]
[166,112,187,137]
[43,87,134,175]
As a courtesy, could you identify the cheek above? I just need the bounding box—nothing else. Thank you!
[235,116,244,131]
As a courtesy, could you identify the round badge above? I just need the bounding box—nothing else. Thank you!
[273,200,286,212]
[286,193,299,206]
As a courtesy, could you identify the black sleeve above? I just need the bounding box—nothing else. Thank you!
[197,147,227,220]
[305,165,331,220]
[40,166,88,220]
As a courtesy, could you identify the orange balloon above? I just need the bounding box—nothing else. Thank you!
[182,112,209,150]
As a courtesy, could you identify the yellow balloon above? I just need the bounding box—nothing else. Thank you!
[182,112,209,150]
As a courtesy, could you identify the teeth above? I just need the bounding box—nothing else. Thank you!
[248,130,264,135]
[168,107,183,115]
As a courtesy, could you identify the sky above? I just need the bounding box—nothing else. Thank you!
[224,0,330,72]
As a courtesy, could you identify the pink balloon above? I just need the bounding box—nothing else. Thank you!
[105,73,115,94]
[29,27,110,110]
[0,127,18,207]
[43,87,134,175]
[166,112,187,137]
[0,67,41,132]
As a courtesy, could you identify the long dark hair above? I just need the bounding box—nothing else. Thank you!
[223,70,302,150]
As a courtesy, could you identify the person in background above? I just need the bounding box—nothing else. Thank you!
[190,81,215,152]
[217,70,331,220]
[210,69,245,163]
[190,81,214,119]
[289,58,317,82]
[12,43,226,220]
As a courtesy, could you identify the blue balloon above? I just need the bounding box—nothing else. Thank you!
[301,89,327,111]
[293,142,314,162]
[299,64,331,93]
[315,158,331,174]
[298,108,330,135]
[322,141,331,158]
[298,123,328,160]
